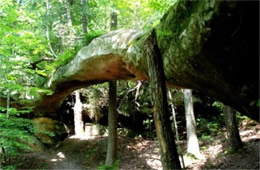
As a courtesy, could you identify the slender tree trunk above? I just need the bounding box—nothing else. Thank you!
[73,90,84,136]
[0,91,10,166]
[64,0,76,46]
[65,0,73,27]
[0,91,9,167]
[45,0,57,58]
[183,89,201,158]
[223,105,243,151]
[105,11,118,166]
[105,81,118,166]
[134,81,142,101]
[168,91,179,141]
[168,90,185,168]
[81,0,87,34]
[146,29,181,170]
[0,146,2,168]
[0,146,6,168]
[110,11,117,31]
[6,90,10,118]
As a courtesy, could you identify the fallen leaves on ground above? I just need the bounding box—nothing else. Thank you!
[6,121,260,169]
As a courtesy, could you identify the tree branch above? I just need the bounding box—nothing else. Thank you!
[30,57,55,70]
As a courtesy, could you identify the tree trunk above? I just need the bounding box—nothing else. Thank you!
[223,105,243,151]
[168,90,185,168]
[45,0,57,58]
[73,90,84,136]
[105,81,118,166]
[0,146,6,168]
[64,0,76,46]
[0,91,9,167]
[110,11,117,31]
[65,0,73,27]
[183,89,201,158]
[105,11,118,166]
[146,29,181,170]
[81,0,87,34]
[168,90,179,141]
[6,90,10,118]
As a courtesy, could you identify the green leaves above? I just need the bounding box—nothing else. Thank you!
[84,31,105,45]
[98,159,120,170]
[0,112,34,156]
[0,0,51,98]
[35,70,47,77]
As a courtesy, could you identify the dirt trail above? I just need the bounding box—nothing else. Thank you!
[8,123,260,169]
[14,136,162,169]
[21,151,84,170]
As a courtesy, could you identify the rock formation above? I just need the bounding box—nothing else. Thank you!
[36,1,259,121]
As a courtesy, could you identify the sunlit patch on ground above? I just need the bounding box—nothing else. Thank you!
[240,124,260,142]
[118,138,162,170]
[5,121,259,169]
[69,129,108,140]
[49,151,66,162]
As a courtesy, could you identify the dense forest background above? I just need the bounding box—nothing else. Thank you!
[0,0,174,91]
[0,0,174,145]
[0,0,259,169]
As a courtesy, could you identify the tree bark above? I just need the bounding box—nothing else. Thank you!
[0,146,6,168]
[223,105,243,151]
[73,90,84,136]
[110,11,117,31]
[146,29,181,170]
[105,81,118,166]
[168,90,185,168]
[45,0,58,58]
[81,0,87,34]
[65,0,73,27]
[183,89,201,158]
[168,90,179,141]
[105,11,118,166]
[6,90,10,118]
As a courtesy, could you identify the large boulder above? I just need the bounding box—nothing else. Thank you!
[36,1,258,121]
[32,117,67,147]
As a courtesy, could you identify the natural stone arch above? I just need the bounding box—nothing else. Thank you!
[37,29,147,116]
[35,1,258,121]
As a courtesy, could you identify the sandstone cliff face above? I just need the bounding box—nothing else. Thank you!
[37,1,258,121]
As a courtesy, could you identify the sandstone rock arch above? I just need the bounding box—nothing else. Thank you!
[36,1,259,121]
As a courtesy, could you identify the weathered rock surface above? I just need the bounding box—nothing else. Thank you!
[37,1,258,121]
[32,117,67,147]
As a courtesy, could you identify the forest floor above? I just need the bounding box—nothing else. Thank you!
[6,120,260,169]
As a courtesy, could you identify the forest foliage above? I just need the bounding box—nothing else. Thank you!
[0,0,257,169]
[0,0,175,98]
[0,0,175,164]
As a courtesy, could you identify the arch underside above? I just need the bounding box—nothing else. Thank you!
[35,1,259,121]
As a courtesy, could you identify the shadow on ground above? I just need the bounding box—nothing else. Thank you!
[6,122,260,169]
[8,136,160,169]
[201,138,259,169]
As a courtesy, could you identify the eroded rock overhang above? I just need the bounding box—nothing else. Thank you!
[36,1,258,121]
